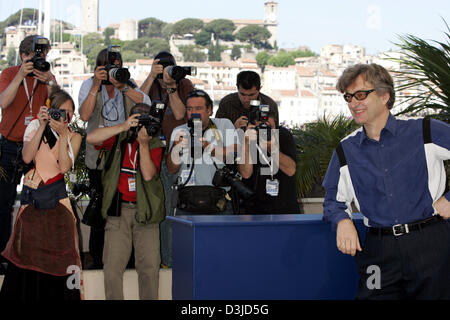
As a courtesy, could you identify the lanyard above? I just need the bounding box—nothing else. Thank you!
[23,78,37,116]
[128,143,138,171]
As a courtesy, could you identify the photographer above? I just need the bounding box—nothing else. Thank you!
[239,107,300,214]
[86,103,165,300]
[78,47,150,269]
[140,51,193,268]
[0,35,55,275]
[166,89,239,215]
[0,85,82,300]
[216,70,278,129]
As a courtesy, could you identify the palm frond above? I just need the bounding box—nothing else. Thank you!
[387,18,450,122]
[293,114,359,198]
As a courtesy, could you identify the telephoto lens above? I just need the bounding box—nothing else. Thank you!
[109,67,131,84]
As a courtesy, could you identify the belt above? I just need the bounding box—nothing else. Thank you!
[369,215,443,237]
[121,199,136,205]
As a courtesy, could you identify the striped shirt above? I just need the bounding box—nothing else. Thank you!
[323,113,450,229]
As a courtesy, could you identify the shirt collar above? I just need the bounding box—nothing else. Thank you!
[359,113,397,146]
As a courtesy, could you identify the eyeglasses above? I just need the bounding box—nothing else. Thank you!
[343,89,375,103]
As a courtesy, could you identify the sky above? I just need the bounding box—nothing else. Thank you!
[1,0,449,55]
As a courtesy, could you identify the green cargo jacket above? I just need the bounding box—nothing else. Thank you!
[101,131,165,224]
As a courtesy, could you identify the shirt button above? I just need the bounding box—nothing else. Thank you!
[385,169,388,172]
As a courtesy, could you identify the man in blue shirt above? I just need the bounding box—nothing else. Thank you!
[323,63,450,299]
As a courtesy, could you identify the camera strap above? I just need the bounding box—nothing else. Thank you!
[4,78,39,141]
[23,78,38,119]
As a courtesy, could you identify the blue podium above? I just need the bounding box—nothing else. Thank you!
[167,213,366,300]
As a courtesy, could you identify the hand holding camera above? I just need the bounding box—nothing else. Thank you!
[19,60,35,79]
[150,59,164,80]
[48,108,69,138]
[122,113,140,132]
[235,116,249,130]
[93,66,108,86]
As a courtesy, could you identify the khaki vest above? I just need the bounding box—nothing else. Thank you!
[101,131,166,224]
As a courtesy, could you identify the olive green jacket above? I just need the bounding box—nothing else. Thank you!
[101,131,165,224]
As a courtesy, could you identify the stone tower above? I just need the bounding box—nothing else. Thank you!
[81,0,99,33]
[264,1,278,48]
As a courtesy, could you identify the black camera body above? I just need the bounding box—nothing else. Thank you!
[48,108,67,122]
[72,183,103,227]
[136,100,165,137]
[247,102,272,141]
[166,65,195,82]
[26,36,50,76]
[213,166,254,200]
[102,45,130,85]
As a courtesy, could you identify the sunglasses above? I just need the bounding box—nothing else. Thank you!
[343,89,375,103]
[186,89,208,99]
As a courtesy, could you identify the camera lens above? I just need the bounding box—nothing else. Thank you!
[109,67,130,84]
[34,57,50,72]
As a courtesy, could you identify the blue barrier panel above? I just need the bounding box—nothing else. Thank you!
[168,213,366,300]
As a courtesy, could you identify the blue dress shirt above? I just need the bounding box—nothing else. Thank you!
[323,114,450,229]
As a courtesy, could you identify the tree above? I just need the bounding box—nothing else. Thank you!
[138,17,167,38]
[179,45,207,62]
[208,40,222,62]
[103,27,115,45]
[292,114,359,198]
[7,47,17,67]
[289,48,317,58]
[82,33,105,69]
[388,19,450,122]
[268,51,295,67]
[230,46,241,61]
[203,19,236,41]
[146,38,170,57]
[161,24,174,40]
[236,25,271,48]
[194,30,212,46]
[255,51,272,71]
[171,18,204,37]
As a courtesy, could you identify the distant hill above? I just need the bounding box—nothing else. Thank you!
[0,8,74,34]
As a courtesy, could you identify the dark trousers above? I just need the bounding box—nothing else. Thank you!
[0,138,24,261]
[355,218,450,299]
[87,169,105,268]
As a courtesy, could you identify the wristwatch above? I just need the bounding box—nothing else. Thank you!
[166,87,177,94]
[47,80,56,86]
[121,85,129,93]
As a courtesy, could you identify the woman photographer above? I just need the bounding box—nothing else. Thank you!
[0,85,82,300]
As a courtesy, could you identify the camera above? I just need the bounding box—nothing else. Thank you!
[135,100,165,137]
[72,183,103,227]
[247,101,272,140]
[102,45,131,85]
[26,36,50,75]
[166,65,196,82]
[213,166,254,200]
[48,108,66,122]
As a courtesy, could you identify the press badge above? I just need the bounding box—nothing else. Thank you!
[24,116,33,126]
[266,179,279,197]
[69,172,77,183]
[128,177,136,192]
[181,169,195,186]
